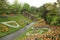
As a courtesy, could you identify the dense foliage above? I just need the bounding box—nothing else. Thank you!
[0,0,60,26]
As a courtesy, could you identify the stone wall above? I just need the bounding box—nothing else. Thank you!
[21,10,38,21]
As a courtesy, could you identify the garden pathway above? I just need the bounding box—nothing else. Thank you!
[0,22,35,40]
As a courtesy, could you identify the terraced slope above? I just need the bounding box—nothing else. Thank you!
[16,20,60,40]
[0,14,32,37]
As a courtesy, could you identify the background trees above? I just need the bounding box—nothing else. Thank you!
[22,3,30,12]
[45,3,58,24]
[30,7,37,14]
[9,0,21,14]
[0,0,60,26]
[37,3,59,26]
[0,0,8,14]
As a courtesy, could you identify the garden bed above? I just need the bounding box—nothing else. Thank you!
[15,27,51,40]
[16,21,60,40]
[1,21,20,28]
[0,14,32,37]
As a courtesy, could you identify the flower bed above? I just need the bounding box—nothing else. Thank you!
[26,27,51,36]
[1,21,20,28]
[0,14,32,38]
[0,24,9,32]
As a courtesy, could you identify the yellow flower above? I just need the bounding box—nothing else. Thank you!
[0,24,9,32]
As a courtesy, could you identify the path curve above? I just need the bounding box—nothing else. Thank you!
[0,22,35,40]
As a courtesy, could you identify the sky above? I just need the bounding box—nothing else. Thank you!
[8,0,57,7]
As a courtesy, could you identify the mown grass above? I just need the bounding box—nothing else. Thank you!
[0,14,32,37]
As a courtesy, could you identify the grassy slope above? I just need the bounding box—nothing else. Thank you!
[0,14,32,37]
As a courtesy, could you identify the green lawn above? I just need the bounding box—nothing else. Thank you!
[0,14,32,37]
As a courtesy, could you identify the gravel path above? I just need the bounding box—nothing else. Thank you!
[0,22,35,40]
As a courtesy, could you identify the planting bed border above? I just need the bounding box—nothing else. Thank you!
[1,21,20,28]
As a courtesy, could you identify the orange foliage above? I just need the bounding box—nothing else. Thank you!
[0,13,7,16]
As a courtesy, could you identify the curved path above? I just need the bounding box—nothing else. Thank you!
[0,22,35,40]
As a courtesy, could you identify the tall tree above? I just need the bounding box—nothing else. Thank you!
[30,6,38,15]
[38,3,58,24]
[57,0,60,14]
[22,3,30,12]
[8,0,21,14]
[57,0,60,6]
[0,0,8,14]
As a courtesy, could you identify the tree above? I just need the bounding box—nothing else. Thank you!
[57,0,60,6]
[22,3,30,12]
[38,4,51,23]
[30,6,38,15]
[0,0,8,14]
[45,3,59,26]
[7,0,21,14]
[38,3,58,25]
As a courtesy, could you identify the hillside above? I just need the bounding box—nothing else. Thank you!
[0,14,32,37]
